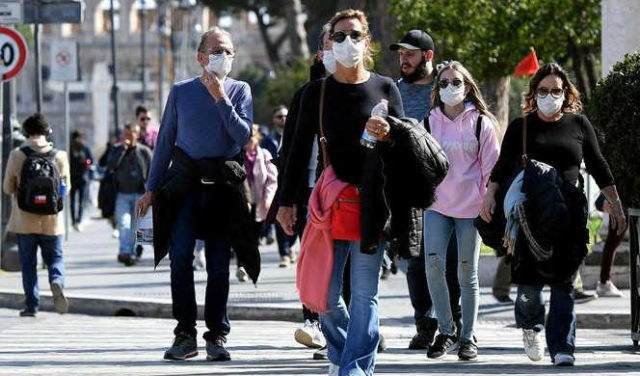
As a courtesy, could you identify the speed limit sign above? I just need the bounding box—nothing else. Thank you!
[0,27,27,82]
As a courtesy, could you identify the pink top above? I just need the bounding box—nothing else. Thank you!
[142,124,159,149]
[428,104,500,218]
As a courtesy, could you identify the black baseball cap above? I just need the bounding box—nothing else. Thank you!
[390,30,434,51]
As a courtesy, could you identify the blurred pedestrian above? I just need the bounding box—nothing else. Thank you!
[482,62,626,366]
[69,130,94,232]
[595,193,627,297]
[136,105,159,150]
[390,29,463,350]
[243,124,278,281]
[137,27,257,362]
[108,123,152,266]
[3,113,71,317]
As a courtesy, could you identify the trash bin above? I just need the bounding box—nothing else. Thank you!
[629,208,640,347]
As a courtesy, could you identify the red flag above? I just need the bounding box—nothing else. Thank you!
[514,47,540,77]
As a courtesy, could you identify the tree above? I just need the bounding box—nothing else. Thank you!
[389,0,602,129]
[200,0,309,67]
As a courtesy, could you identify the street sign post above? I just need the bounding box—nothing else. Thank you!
[23,1,82,24]
[0,26,27,82]
[50,39,78,240]
[0,0,23,25]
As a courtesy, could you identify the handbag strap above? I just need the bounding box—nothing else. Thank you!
[521,114,528,168]
[318,78,329,169]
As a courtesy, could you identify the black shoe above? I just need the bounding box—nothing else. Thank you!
[493,294,514,304]
[136,245,144,259]
[380,267,391,280]
[19,309,37,317]
[164,333,198,360]
[409,317,437,350]
[427,333,458,359]
[118,254,138,267]
[313,346,328,360]
[574,290,598,304]
[206,336,231,361]
[458,340,478,361]
[377,333,387,353]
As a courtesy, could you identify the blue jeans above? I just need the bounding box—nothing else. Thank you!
[115,192,142,256]
[424,210,480,342]
[515,282,576,359]
[17,234,65,311]
[170,192,231,340]
[320,240,384,376]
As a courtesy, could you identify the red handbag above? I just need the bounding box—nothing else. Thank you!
[317,78,361,241]
[330,185,361,241]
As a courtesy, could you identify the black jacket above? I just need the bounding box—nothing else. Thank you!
[375,116,441,258]
[152,148,260,284]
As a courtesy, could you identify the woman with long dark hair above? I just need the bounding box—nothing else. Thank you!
[481,62,626,366]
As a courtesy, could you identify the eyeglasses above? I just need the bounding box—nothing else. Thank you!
[138,116,150,122]
[536,87,564,99]
[204,47,235,57]
[438,79,463,89]
[275,114,286,119]
[330,30,366,43]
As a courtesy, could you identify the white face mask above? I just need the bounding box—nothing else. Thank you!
[332,37,365,68]
[536,94,564,117]
[439,84,466,107]
[322,50,336,74]
[205,53,233,78]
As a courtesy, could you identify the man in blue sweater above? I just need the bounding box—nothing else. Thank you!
[137,27,252,362]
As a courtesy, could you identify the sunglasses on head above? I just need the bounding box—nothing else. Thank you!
[536,87,564,99]
[330,30,366,43]
[438,79,463,89]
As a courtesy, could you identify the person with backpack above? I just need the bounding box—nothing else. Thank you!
[423,61,500,361]
[69,130,94,232]
[107,123,152,266]
[3,113,71,317]
[481,62,626,367]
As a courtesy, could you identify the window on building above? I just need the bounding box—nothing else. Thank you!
[130,0,157,33]
[95,0,120,35]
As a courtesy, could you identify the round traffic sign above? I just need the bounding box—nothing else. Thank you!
[0,27,27,82]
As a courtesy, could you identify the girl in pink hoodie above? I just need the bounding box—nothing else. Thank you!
[423,61,500,361]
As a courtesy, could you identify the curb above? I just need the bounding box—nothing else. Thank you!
[0,290,303,322]
[1,290,629,329]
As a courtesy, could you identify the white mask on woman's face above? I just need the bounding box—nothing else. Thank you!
[322,50,337,74]
[332,36,365,68]
[439,84,466,107]
[205,53,233,78]
[536,93,564,117]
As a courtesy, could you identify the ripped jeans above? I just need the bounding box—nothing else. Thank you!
[424,210,480,342]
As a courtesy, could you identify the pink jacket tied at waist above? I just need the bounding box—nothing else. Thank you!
[296,165,349,313]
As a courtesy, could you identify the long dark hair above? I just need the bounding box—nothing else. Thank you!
[522,62,582,114]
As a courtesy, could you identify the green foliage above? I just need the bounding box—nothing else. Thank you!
[587,52,640,209]
[389,0,601,81]
[253,59,309,124]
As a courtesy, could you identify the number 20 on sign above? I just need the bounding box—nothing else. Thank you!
[0,27,27,82]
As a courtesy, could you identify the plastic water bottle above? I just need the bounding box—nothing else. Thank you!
[59,178,67,197]
[361,99,388,149]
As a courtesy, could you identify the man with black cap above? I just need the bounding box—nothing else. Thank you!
[390,30,462,351]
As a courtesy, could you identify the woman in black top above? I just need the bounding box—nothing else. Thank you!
[278,10,403,376]
[481,63,626,367]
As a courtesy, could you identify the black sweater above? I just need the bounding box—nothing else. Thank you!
[490,112,614,188]
[281,73,403,205]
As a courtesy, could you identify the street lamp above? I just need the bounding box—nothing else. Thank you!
[109,0,120,139]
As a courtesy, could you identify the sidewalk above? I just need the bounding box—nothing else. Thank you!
[0,212,634,330]
[0,308,638,376]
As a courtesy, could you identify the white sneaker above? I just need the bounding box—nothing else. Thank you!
[193,251,206,270]
[597,280,624,297]
[112,229,119,239]
[522,326,544,361]
[279,255,291,268]
[236,266,249,282]
[328,363,339,376]
[294,319,326,349]
[553,352,575,366]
